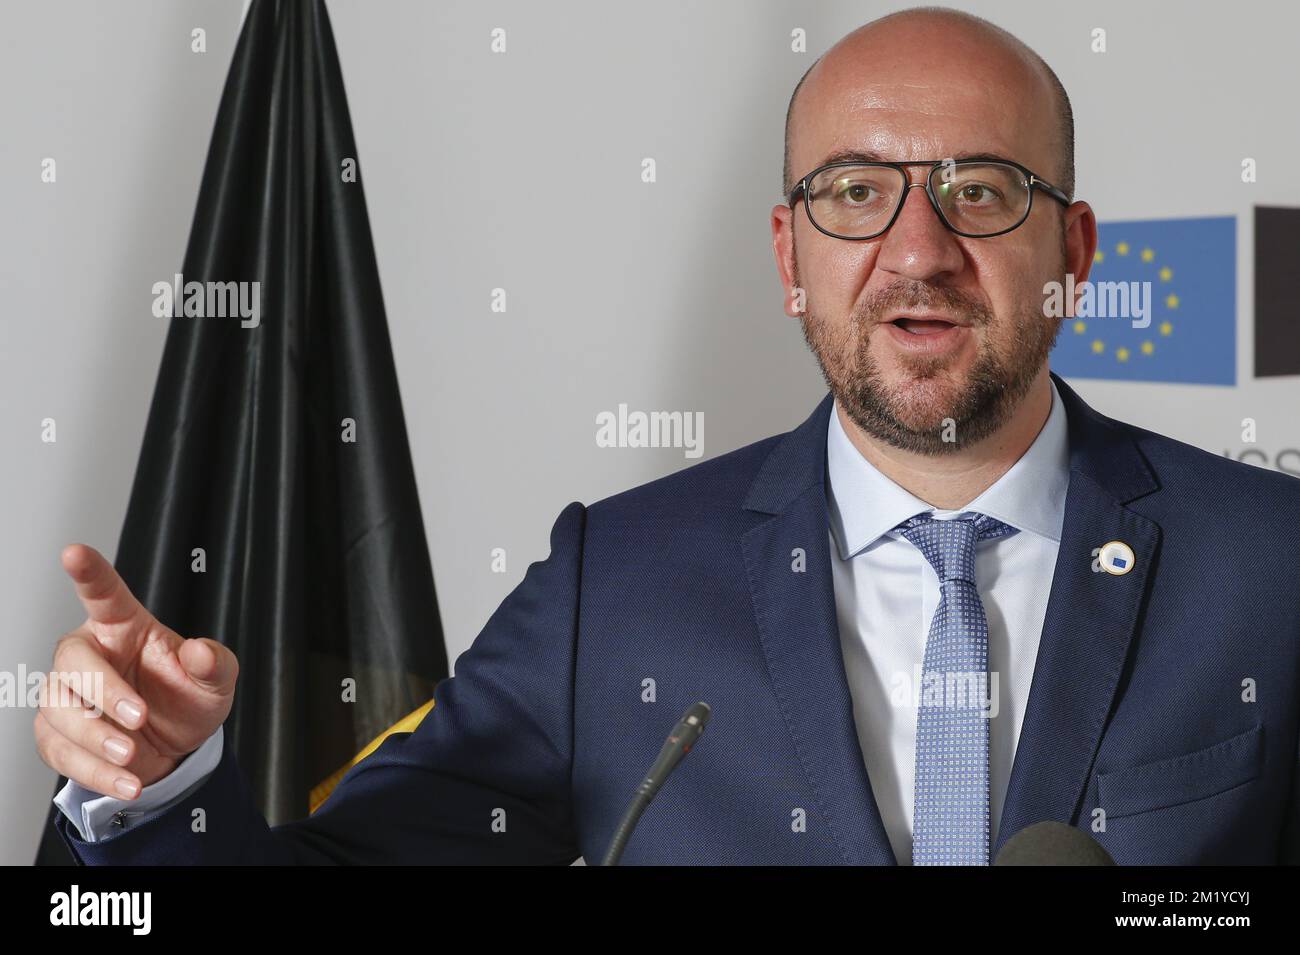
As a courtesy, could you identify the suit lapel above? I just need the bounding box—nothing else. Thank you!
[741,393,897,864]
[994,372,1162,856]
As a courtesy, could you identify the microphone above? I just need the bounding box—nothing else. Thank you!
[993,821,1116,865]
[599,702,711,866]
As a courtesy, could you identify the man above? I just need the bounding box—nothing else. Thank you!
[37,7,1300,865]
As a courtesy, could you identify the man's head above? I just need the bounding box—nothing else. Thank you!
[772,7,1096,455]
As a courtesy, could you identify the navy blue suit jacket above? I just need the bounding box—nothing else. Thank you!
[56,372,1300,864]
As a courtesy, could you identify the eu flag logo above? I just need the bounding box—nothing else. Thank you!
[1049,216,1236,385]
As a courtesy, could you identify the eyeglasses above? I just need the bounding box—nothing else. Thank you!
[787,158,1071,240]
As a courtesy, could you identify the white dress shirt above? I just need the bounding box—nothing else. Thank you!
[826,376,1069,864]
[54,722,223,842]
[57,379,1069,850]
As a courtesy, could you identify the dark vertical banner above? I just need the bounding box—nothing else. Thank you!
[36,0,448,863]
[1254,206,1300,378]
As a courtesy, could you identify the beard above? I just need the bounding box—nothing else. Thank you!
[794,256,1066,456]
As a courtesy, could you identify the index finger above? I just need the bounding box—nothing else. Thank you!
[60,544,145,627]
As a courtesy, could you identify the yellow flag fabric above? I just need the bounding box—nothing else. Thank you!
[310,699,436,814]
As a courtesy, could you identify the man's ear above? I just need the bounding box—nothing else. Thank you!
[1064,200,1098,287]
[771,203,802,318]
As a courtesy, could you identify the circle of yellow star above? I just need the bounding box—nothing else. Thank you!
[1159,267,1173,281]
[1116,241,1130,255]
[1116,347,1131,362]
[1166,293,1180,309]
[1073,320,1087,334]
[1159,321,1173,336]
[1141,248,1155,262]
[1141,341,1155,355]
[1094,250,1105,264]
[1091,339,1105,354]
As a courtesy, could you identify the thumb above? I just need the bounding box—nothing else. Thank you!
[176,638,239,696]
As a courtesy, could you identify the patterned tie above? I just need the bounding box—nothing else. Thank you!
[893,512,1016,865]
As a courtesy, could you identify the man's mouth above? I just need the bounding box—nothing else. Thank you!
[889,315,964,335]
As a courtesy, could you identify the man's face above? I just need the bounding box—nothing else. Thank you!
[778,25,1082,454]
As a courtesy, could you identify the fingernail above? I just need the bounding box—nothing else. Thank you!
[115,699,142,726]
[103,737,130,762]
[114,778,139,798]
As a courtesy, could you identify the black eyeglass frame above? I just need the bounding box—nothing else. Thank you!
[786,158,1072,240]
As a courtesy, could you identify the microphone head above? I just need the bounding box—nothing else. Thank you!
[671,702,710,751]
[683,702,711,728]
[994,821,1116,866]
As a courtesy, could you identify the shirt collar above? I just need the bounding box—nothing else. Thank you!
[825,376,1070,560]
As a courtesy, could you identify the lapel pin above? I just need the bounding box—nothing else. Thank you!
[1098,540,1136,576]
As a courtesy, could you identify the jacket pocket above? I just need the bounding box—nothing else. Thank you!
[1096,723,1264,819]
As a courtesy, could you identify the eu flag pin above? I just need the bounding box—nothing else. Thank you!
[1099,540,1136,576]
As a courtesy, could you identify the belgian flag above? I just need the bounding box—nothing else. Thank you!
[36,0,448,862]
[1255,206,1300,378]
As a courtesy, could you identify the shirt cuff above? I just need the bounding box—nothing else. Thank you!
[52,725,224,843]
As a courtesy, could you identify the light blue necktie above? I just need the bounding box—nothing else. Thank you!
[894,512,1016,865]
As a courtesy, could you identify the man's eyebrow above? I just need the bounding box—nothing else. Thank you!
[810,148,1019,168]
[815,148,889,166]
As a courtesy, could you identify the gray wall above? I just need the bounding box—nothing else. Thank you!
[2,0,1296,864]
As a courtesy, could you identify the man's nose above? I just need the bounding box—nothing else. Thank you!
[873,181,966,282]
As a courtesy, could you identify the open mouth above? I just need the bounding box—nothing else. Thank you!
[890,317,961,335]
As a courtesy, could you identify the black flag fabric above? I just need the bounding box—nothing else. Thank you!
[36,0,448,863]
[1254,206,1300,378]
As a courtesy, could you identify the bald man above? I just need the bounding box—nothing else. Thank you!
[43,8,1300,865]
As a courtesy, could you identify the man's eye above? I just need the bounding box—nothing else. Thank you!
[835,183,877,204]
[956,183,1000,204]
